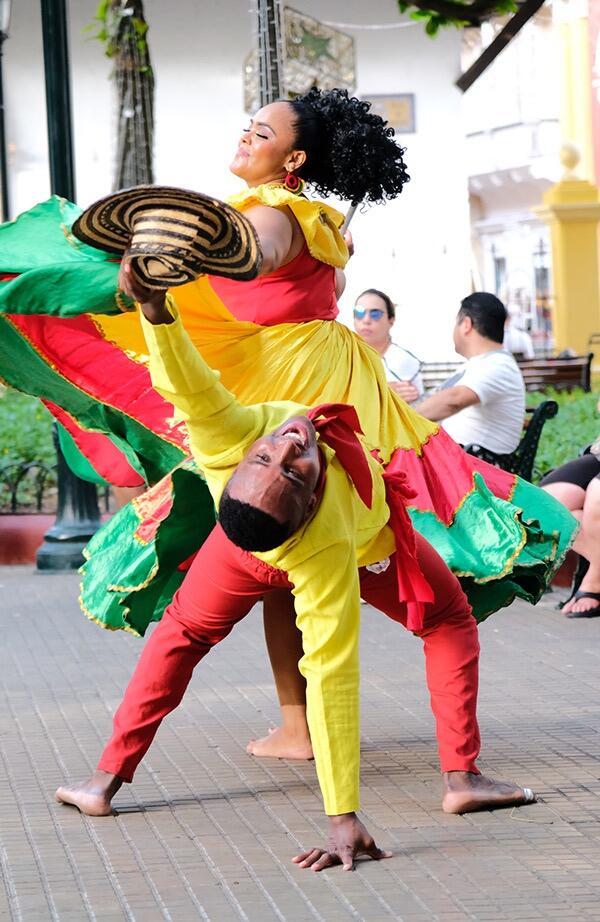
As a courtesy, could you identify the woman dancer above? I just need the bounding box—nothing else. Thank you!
[1,89,574,675]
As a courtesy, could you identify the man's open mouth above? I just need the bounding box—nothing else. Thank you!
[280,422,309,449]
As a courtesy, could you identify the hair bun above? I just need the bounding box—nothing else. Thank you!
[289,88,409,205]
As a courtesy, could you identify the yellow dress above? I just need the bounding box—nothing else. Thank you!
[0,186,575,634]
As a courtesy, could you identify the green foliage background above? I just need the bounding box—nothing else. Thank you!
[0,387,56,467]
[0,387,597,496]
[0,388,57,511]
[527,389,599,481]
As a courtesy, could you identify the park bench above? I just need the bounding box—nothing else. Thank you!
[464,400,558,482]
[517,353,594,392]
[421,352,594,394]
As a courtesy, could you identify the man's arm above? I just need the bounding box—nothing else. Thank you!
[414,385,479,422]
[287,536,391,869]
[119,262,267,471]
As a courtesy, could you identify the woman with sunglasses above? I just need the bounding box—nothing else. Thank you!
[353,288,424,404]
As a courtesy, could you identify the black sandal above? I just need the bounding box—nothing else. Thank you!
[564,590,600,619]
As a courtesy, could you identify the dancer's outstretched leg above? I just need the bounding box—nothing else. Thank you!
[360,534,535,814]
[56,525,264,815]
[247,589,313,759]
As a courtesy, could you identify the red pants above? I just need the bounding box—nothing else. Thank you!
[98,525,481,782]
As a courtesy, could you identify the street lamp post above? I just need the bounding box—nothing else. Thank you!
[36,0,101,570]
[0,0,11,221]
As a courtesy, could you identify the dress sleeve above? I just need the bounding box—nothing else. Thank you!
[227,184,349,269]
[139,300,263,469]
[290,537,361,815]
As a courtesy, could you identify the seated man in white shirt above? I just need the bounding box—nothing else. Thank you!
[415,292,526,455]
[353,289,424,403]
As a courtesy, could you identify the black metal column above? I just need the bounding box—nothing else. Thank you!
[37,0,101,570]
[0,26,9,221]
[40,0,76,200]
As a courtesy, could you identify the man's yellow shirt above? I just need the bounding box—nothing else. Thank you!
[141,305,396,816]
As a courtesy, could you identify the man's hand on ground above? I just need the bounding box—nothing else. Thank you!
[292,812,392,872]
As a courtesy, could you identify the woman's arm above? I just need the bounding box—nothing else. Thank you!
[244,204,297,275]
[334,232,353,298]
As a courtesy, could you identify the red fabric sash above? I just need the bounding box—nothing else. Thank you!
[306,403,432,630]
[382,468,434,632]
[306,403,373,509]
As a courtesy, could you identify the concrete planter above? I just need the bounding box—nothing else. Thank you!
[0,514,55,565]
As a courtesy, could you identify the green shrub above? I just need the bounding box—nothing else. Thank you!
[0,386,56,466]
[0,387,58,511]
[527,389,599,480]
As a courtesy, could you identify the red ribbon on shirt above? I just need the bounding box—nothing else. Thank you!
[306,402,433,631]
[382,468,434,633]
[306,403,373,509]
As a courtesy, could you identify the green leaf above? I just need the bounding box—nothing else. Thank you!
[95,0,109,21]
[426,17,441,34]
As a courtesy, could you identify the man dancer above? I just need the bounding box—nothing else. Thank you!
[56,268,534,872]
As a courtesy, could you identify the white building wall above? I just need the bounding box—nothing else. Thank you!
[4,0,471,360]
[461,7,559,350]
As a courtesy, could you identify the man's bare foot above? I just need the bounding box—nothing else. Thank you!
[55,770,123,816]
[442,771,535,814]
[246,726,314,760]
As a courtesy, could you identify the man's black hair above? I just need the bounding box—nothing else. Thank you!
[218,489,293,552]
[458,292,507,344]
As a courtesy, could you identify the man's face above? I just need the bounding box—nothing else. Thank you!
[226,415,320,532]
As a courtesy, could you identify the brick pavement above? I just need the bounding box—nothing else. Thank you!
[1,566,600,921]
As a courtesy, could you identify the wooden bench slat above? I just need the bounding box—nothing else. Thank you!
[420,352,594,394]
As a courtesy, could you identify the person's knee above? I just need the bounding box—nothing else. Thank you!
[161,604,232,651]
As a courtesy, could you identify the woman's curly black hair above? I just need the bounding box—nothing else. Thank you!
[287,87,409,205]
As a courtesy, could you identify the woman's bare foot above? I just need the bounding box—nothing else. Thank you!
[55,770,123,816]
[442,771,535,814]
[562,581,600,616]
[246,726,314,760]
[563,594,600,616]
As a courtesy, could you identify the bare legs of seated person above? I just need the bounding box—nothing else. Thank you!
[248,579,533,815]
[543,476,600,617]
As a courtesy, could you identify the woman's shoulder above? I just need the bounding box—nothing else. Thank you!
[227,182,329,215]
[227,184,348,269]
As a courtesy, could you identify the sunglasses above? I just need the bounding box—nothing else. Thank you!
[353,307,386,321]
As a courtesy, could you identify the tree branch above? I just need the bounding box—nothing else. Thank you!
[406,0,509,25]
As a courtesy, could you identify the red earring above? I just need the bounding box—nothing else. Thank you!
[283,171,304,194]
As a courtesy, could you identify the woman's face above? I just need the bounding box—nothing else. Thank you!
[229,101,306,186]
[353,292,394,351]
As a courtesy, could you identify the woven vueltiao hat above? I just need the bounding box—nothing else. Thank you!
[72,185,262,289]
